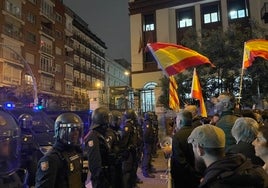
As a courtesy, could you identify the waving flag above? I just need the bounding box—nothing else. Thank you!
[191,68,207,117]
[243,39,268,69]
[169,76,180,111]
[147,42,214,76]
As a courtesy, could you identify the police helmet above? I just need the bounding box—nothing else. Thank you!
[109,110,122,128]
[0,110,21,176]
[54,113,83,146]
[144,111,154,121]
[18,113,33,129]
[124,109,137,121]
[91,107,109,129]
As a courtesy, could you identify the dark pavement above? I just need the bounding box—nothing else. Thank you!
[137,149,170,188]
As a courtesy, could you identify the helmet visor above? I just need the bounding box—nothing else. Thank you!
[59,123,83,146]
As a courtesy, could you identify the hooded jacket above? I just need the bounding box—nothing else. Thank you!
[200,154,268,188]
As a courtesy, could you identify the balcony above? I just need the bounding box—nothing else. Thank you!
[40,25,54,39]
[39,66,55,75]
[3,0,24,23]
[2,24,23,41]
[40,46,53,55]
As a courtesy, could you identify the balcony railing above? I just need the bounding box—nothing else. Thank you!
[2,24,23,41]
[3,0,22,20]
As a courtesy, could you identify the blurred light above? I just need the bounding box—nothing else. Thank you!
[4,102,15,110]
[33,105,43,111]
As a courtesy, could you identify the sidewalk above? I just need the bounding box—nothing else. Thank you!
[137,149,170,188]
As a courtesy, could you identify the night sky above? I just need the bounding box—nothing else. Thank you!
[63,0,131,63]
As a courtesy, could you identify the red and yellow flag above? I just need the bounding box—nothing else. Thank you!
[191,68,207,117]
[169,76,180,111]
[243,39,268,69]
[147,42,214,76]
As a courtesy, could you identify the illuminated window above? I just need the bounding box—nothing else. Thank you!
[228,0,248,20]
[177,9,194,28]
[202,4,221,24]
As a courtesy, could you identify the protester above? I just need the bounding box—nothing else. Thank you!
[184,104,203,127]
[253,126,268,174]
[171,110,201,188]
[188,124,268,188]
[209,113,220,125]
[226,117,264,166]
[35,113,84,188]
[214,92,238,149]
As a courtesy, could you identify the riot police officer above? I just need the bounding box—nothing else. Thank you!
[0,110,28,187]
[85,107,111,188]
[120,109,139,188]
[106,110,123,188]
[142,111,155,178]
[18,113,40,187]
[35,112,84,188]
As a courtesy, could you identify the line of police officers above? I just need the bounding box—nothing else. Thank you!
[0,107,159,188]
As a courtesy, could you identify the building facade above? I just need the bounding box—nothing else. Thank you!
[129,0,268,113]
[0,0,111,111]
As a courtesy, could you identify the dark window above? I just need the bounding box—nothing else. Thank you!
[26,32,36,44]
[227,0,249,20]
[142,13,157,67]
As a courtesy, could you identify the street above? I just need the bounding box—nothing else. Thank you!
[137,149,170,188]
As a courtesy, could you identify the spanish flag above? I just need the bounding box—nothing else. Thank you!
[243,39,268,69]
[147,42,214,76]
[191,68,207,117]
[169,76,180,111]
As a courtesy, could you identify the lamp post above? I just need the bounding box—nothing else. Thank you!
[0,43,38,107]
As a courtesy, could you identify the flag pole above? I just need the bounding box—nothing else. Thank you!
[238,42,246,104]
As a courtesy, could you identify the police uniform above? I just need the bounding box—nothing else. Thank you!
[35,112,84,188]
[120,117,139,188]
[142,113,155,178]
[35,142,83,188]
[85,107,112,188]
[0,110,28,188]
[85,129,111,188]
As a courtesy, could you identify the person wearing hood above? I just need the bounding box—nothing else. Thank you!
[188,124,268,188]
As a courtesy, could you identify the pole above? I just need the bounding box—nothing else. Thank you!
[238,42,246,104]
[167,157,172,188]
[0,43,38,106]
[238,68,244,104]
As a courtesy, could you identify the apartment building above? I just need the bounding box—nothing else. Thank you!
[129,0,268,113]
[0,0,109,110]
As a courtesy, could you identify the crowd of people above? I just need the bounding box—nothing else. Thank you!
[3,91,268,188]
[170,92,268,188]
